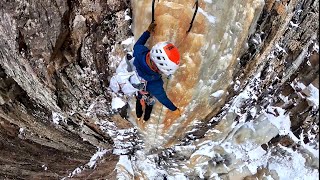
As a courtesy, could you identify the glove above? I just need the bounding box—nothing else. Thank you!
[147,23,157,33]
[172,108,181,117]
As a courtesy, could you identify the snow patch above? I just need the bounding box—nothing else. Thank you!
[249,107,257,117]
[247,146,266,160]
[69,167,82,177]
[210,90,224,98]
[289,21,299,28]
[275,44,287,54]
[198,8,216,24]
[42,164,48,171]
[191,142,217,158]
[264,107,291,136]
[133,151,168,179]
[288,131,319,159]
[117,155,134,176]
[112,97,126,109]
[87,148,108,168]
[268,145,319,180]
[306,84,319,108]
[52,112,65,125]
[124,9,131,20]
[121,37,134,45]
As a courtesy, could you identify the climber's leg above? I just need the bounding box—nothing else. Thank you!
[143,104,153,121]
[136,97,143,119]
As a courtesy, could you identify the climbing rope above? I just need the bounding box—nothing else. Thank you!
[151,0,158,23]
[154,77,169,141]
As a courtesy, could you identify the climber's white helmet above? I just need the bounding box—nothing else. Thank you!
[150,42,180,76]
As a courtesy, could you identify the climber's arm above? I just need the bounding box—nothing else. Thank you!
[134,31,150,47]
[147,80,178,111]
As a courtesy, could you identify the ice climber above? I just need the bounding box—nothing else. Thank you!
[133,23,181,122]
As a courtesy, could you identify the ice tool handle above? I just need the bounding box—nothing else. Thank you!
[151,0,158,23]
[151,0,199,33]
[187,0,199,33]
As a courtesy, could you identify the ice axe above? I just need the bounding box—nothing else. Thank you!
[151,0,159,23]
[151,0,199,33]
[187,0,199,33]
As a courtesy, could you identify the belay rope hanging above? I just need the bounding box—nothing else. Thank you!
[152,0,199,141]
[154,77,169,141]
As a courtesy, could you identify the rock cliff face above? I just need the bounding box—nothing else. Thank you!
[0,0,318,179]
[0,0,132,178]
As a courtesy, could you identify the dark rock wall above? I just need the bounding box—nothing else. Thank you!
[0,0,131,178]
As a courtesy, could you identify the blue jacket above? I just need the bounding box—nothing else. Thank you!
[133,31,177,111]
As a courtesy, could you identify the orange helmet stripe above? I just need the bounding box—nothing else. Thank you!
[164,43,180,65]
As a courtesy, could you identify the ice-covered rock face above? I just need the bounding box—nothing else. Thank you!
[131,0,264,148]
[0,0,318,178]
[127,0,319,179]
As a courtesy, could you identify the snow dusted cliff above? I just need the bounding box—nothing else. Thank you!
[0,0,318,179]
[115,0,319,179]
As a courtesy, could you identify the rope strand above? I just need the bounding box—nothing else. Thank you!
[154,77,169,142]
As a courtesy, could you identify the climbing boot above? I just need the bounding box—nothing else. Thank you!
[136,118,146,130]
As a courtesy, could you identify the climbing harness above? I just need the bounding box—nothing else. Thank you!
[140,93,156,107]
[139,82,156,107]
[151,0,199,33]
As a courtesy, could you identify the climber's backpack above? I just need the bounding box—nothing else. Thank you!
[109,53,146,96]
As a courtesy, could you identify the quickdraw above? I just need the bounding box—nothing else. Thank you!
[151,0,199,33]
[141,94,156,106]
